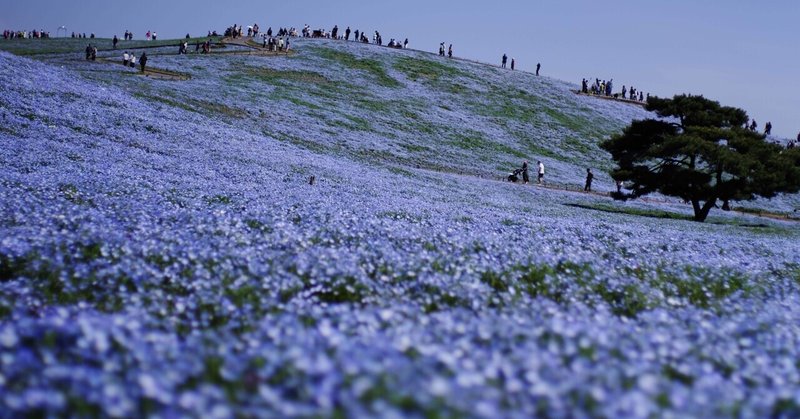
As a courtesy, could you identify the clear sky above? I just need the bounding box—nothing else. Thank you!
[3,0,798,139]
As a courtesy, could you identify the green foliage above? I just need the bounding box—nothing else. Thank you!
[315,48,400,88]
[602,94,800,222]
[393,56,464,82]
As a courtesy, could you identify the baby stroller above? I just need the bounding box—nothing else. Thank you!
[507,168,523,183]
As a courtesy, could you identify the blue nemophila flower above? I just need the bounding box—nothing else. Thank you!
[1,41,800,418]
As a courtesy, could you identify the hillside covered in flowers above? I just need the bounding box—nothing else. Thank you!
[1,36,800,417]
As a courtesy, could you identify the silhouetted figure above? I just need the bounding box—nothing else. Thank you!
[536,63,541,76]
[404,38,408,49]
[501,54,507,68]
[522,161,529,184]
[113,35,118,49]
[448,44,452,58]
[511,58,515,70]
[584,168,594,192]
[140,52,148,73]
[765,121,772,135]
[345,27,351,41]
[750,119,757,131]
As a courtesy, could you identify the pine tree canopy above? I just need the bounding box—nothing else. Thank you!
[601,94,800,222]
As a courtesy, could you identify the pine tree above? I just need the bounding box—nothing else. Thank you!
[601,95,800,222]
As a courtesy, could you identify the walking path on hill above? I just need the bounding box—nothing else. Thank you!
[220,36,293,56]
[405,164,800,223]
[96,57,190,81]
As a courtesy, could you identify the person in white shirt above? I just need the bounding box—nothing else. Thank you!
[129,53,136,68]
[123,52,129,66]
[537,161,545,184]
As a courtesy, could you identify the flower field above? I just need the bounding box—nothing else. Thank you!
[1,37,800,417]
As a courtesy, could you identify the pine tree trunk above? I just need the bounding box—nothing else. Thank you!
[692,198,717,222]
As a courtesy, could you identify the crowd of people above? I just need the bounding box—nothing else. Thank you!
[581,78,648,102]
[261,35,289,52]
[84,44,97,61]
[3,30,51,39]
[121,51,147,72]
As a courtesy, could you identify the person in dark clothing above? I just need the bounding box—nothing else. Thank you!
[511,58,515,70]
[448,44,452,58]
[113,35,118,49]
[522,161,529,184]
[765,121,772,135]
[140,52,148,73]
[584,168,594,192]
[501,54,507,68]
[536,63,541,76]
[345,27,351,41]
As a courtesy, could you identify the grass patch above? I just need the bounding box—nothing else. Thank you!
[479,261,760,317]
[237,66,330,85]
[393,56,464,82]
[135,92,243,118]
[314,47,400,88]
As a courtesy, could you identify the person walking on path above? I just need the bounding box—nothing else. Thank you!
[140,52,148,73]
[521,161,529,184]
[113,35,118,49]
[501,54,507,68]
[511,58,515,70]
[536,62,541,76]
[584,168,594,192]
[537,161,545,184]
[448,44,453,58]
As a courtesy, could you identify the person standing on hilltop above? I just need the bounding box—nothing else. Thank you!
[584,168,594,192]
[448,44,453,58]
[511,58,515,70]
[536,62,541,76]
[765,121,772,135]
[345,27,351,41]
[537,161,545,184]
[113,35,118,49]
[501,54,507,68]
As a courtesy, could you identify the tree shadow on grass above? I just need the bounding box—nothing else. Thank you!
[564,202,776,230]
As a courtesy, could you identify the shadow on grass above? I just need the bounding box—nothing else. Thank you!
[564,202,775,229]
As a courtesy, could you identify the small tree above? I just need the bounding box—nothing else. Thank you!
[601,94,800,222]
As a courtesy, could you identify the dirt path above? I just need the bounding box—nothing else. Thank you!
[219,36,293,57]
[406,164,800,223]
[96,57,190,81]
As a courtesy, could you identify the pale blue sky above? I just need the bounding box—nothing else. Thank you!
[3,0,798,139]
